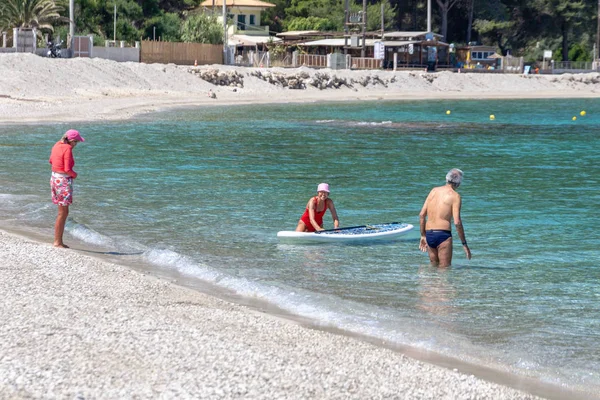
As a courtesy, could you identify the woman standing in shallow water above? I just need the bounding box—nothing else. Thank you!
[49,129,85,248]
[295,183,340,232]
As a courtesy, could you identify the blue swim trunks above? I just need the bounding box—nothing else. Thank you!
[426,230,452,249]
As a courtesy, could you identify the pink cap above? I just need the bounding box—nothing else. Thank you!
[317,183,330,193]
[65,129,85,142]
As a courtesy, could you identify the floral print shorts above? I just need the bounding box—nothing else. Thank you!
[50,173,73,206]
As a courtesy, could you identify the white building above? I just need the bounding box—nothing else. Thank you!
[199,0,279,47]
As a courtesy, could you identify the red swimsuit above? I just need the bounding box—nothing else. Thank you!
[300,197,328,232]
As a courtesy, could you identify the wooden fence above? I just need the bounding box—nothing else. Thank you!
[295,54,382,70]
[140,41,222,65]
[350,57,382,70]
[298,54,328,68]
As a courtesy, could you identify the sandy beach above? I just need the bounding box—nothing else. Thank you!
[2,53,600,399]
[1,53,599,125]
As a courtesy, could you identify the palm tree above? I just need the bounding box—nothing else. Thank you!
[0,0,67,33]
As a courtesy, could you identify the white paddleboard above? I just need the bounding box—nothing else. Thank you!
[277,222,414,243]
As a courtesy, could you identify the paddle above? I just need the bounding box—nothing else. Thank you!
[315,224,369,234]
[314,222,400,234]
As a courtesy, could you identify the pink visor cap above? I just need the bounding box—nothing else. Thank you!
[317,183,330,193]
[66,129,85,142]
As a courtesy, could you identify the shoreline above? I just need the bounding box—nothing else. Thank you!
[1,224,597,400]
[1,89,599,127]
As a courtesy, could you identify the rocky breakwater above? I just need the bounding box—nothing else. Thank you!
[189,67,399,91]
[249,70,310,89]
[189,68,244,87]
[249,70,396,90]
[350,74,395,88]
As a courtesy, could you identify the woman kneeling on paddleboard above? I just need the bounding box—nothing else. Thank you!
[295,183,340,232]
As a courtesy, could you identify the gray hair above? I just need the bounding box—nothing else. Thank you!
[446,168,464,186]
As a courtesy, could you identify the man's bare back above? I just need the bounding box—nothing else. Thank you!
[422,185,459,231]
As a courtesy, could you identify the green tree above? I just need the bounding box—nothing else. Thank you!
[73,0,204,43]
[285,0,325,18]
[284,0,396,32]
[465,0,474,43]
[285,0,344,30]
[70,0,143,43]
[531,0,588,61]
[140,0,161,17]
[395,0,428,31]
[180,12,222,44]
[435,0,460,41]
[366,1,397,32]
[0,0,68,33]
[75,0,106,37]
[568,42,591,62]
[473,19,514,55]
[143,12,182,41]
[158,0,203,13]
[286,16,335,31]
[261,0,288,33]
[109,1,144,42]
[472,0,524,54]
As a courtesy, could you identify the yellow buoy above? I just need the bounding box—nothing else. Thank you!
[580,110,586,116]
[446,110,451,115]
[490,115,495,121]
[572,116,577,121]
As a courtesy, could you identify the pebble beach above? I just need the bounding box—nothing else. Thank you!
[1,229,553,399]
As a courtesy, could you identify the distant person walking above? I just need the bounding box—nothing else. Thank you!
[295,183,340,232]
[419,168,471,267]
[49,129,85,248]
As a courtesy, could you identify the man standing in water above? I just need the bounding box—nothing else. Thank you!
[419,168,471,267]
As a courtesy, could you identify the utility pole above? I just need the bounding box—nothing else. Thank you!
[361,0,366,58]
[597,0,600,61]
[114,4,117,42]
[427,0,431,32]
[69,0,74,42]
[380,2,384,39]
[223,0,227,64]
[344,0,349,55]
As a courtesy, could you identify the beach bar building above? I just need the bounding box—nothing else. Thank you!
[381,31,449,70]
[273,30,382,69]
[274,30,448,70]
[455,44,498,69]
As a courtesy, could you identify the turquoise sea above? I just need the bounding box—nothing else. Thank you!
[1,98,599,397]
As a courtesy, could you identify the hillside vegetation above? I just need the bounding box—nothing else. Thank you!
[0,0,596,62]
